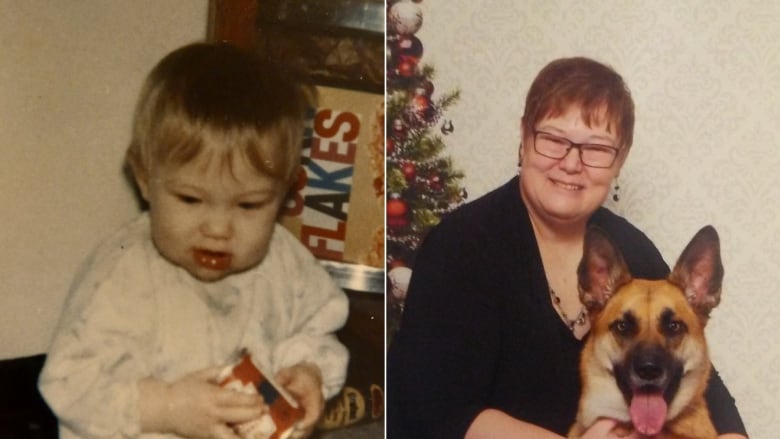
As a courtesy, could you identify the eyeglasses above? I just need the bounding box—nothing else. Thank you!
[532,130,620,168]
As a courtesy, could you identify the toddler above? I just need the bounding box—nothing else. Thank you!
[39,42,349,439]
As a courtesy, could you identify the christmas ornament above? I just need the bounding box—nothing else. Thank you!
[401,162,416,181]
[392,118,407,138]
[387,198,408,218]
[397,58,417,78]
[387,197,410,229]
[429,173,442,191]
[388,266,413,300]
[441,119,454,135]
[388,215,410,229]
[396,35,424,61]
[388,1,423,35]
[386,137,395,155]
[412,94,431,116]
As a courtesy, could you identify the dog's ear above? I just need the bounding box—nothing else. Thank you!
[578,226,632,315]
[669,225,723,322]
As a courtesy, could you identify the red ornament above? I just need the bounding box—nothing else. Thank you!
[401,162,416,181]
[386,137,395,154]
[429,173,442,191]
[397,58,417,77]
[388,215,409,229]
[387,198,410,229]
[413,94,431,115]
[387,198,408,218]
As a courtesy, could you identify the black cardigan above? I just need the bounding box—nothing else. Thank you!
[387,177,746,438]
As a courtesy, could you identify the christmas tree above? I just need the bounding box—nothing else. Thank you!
[386,0,467,338]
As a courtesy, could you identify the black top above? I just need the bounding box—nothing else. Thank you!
[387,177,747,438]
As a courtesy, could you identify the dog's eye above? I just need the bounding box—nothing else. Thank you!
[609,312,638,337]
[610,319,635,336]
[665,320,687,335]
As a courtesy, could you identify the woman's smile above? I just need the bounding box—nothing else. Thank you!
[549,177,584,192]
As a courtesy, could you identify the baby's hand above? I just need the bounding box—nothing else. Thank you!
[275,362,325,439]
[140,367,266,439]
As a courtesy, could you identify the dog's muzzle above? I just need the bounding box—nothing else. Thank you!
[614,343,684,436]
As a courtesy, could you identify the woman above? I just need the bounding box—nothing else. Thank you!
[387,57,747,438]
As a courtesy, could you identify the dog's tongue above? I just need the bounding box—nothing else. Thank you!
[630,393,667,436]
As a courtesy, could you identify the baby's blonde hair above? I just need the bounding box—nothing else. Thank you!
[125,42,315,187]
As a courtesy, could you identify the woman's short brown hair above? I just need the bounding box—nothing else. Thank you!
[521,57,634,149]
[125,42,315,186]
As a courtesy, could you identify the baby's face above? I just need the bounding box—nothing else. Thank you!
[142,152,287,282]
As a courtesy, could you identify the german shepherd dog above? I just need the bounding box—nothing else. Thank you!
[569,226,723,438]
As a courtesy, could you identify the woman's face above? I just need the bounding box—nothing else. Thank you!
[519,105,626,228]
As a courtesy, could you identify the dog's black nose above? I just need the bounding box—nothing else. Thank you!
[632,345,668,382]
[635,361,664,380]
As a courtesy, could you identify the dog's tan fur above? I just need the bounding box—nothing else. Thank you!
[569,226,723,439]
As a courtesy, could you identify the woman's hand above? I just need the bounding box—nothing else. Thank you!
[580,418,639,439]
[275,362,325,439]
[139,367,266,439]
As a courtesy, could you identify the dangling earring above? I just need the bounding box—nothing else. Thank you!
[612,178,621,202]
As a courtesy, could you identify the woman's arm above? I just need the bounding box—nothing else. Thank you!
[466,409,563,439]
[388,222,506,438]
[467,409,645,439]
[706,367,748,436]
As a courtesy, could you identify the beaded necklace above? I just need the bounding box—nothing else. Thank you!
[549,288,587,331]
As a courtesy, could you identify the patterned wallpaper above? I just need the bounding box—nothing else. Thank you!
[415,0,780,435]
